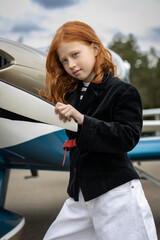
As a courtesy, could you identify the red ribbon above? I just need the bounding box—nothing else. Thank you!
[62,139,76,167]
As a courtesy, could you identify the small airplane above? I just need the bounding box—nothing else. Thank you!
[0,37,160,239]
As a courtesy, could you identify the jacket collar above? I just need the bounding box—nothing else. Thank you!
[66,70,113,113]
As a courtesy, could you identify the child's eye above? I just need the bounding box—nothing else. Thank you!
[62,59,68,64]
[72,52,79,57]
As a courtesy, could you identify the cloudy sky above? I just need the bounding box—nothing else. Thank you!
[0,0,160,52]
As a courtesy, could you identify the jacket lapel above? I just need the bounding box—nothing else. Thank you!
[65,81,83,108]
[66,71,111,114]
[78,71,111,113]
[78,84,100,113]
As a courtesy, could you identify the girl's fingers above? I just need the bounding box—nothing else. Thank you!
[58,112,68,122]
[55,102,65,114]
[61,108,74,122]
[55,103,73,122]
[54,103,84,124]
[55,104,73,117]
[55,103,71,113]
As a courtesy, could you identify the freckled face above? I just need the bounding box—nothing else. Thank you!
[57,41,97,82]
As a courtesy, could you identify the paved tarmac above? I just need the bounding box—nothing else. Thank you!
[5,161,160,240]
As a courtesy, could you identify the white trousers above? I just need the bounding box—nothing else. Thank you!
[43,180,157,240]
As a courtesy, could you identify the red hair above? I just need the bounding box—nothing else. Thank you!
[40,21,117,103]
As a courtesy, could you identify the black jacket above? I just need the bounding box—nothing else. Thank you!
[65,71,142,201]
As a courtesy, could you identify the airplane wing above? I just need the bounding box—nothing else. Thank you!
[0,80,78,132]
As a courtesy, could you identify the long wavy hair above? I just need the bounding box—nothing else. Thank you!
[40,21,117,103]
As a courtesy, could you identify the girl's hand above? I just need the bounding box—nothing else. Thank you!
[55,102,84,125]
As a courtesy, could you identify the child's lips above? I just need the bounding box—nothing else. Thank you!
[73,69,81,75]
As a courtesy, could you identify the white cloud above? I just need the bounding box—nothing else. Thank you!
[0,0,39,18]
[0,0,160,51]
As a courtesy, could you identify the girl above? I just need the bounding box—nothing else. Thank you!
[42,21,157,240]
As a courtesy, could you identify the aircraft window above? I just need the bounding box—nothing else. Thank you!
[0,54,10,70]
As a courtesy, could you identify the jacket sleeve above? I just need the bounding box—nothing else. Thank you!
[77,85,143,153]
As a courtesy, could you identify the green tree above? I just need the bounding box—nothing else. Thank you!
[108,33,160,109]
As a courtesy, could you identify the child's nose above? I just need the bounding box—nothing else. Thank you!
[68,59,76,69]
